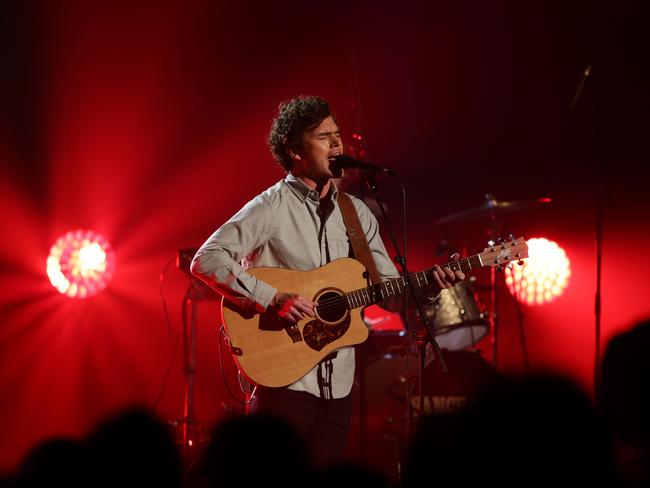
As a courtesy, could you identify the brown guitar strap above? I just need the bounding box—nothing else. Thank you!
[338,192,382,285]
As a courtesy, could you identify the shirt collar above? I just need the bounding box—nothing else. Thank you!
[284,173,339,203]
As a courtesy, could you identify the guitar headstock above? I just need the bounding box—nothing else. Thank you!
[479,236,528,270]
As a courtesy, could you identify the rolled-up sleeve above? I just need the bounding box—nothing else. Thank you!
[190,196,278,311]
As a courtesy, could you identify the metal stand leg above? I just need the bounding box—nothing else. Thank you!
[173,282,209,469]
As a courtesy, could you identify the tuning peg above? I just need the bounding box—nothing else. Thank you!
[518,260,525,266]
[508,233,514,241]
[496,265,503,272]
[497,237,504,244]
[487,240,495,247]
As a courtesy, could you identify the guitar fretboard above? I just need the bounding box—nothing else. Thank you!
[344,254,483,309]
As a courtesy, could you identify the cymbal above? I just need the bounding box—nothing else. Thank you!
[435,194,552,224]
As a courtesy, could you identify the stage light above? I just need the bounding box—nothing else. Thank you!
[505,237,570,306]
[46,230,115,298]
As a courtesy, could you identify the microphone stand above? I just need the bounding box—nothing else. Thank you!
[569,64,601,396]
[364,172,448,440]
[172,250,215,470]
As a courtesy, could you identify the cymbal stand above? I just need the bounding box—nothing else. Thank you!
[486,196,503,369]
[490,267,498,368]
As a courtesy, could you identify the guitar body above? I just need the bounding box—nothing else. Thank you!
[221,258,370,388]
[218,236,529,388]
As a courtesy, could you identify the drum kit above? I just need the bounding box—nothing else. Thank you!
[359,193,551,481]
[369,192,551,355]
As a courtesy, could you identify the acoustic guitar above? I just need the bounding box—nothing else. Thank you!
[220,236,528,387]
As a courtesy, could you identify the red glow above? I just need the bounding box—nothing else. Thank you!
[505,237,571,306]
[363,305,404,332]
[0,0,648,477]
[46,230,115,298]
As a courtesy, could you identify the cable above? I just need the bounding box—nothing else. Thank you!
[152,255,182,414]
[218,325,256,405]
[238,370,257,397]
[159,256,177,336]
[151,328,181,415]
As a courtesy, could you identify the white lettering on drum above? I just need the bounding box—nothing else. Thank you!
[410,395,468,415]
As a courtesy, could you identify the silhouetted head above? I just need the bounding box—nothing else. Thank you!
[86,408,181,486]
[600,318,650,486]
[193,413,310,488]
[405,374,613,487]
[18,437,88,486]
[601,318,650,442]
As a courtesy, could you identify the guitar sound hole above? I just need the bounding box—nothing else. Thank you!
[316,291,347,323]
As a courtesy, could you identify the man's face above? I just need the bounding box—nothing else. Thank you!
[291,116,343,181]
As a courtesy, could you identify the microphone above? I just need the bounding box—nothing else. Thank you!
[331,154,397,177]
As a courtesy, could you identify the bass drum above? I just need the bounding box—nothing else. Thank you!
[415,280,489,351]
[410,349,495,417]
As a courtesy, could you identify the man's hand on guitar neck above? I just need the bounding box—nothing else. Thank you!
[269,292,315,323]
[431,252,466,290]
[382,253,466,313]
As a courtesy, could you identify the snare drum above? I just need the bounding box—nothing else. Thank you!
[416,280,489,350]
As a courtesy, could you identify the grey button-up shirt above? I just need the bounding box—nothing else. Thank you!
[191,173,399,398]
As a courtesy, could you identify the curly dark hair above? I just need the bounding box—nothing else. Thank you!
[267,96,335,172]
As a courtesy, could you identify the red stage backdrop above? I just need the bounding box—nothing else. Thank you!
[0,0,648,474]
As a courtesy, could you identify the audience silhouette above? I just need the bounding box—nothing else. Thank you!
[403,374,614,487]
[9,318,650,487]
[188,413,311,488]
[15,437,88,487]
[86,408,182,487]
[600,318,650,487]
[14,408,181,487]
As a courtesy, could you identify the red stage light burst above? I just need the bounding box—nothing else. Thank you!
[505,237,571,306]
[46,230,116,298]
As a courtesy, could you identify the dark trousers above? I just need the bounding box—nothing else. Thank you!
[251,387,353,468]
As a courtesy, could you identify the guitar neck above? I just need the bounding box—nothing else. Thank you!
[344,254,484,309]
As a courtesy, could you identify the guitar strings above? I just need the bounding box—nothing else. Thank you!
[313,257,485,313]
[307,253,518,316]
[315,270,427,311]
[314,276,413,313]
